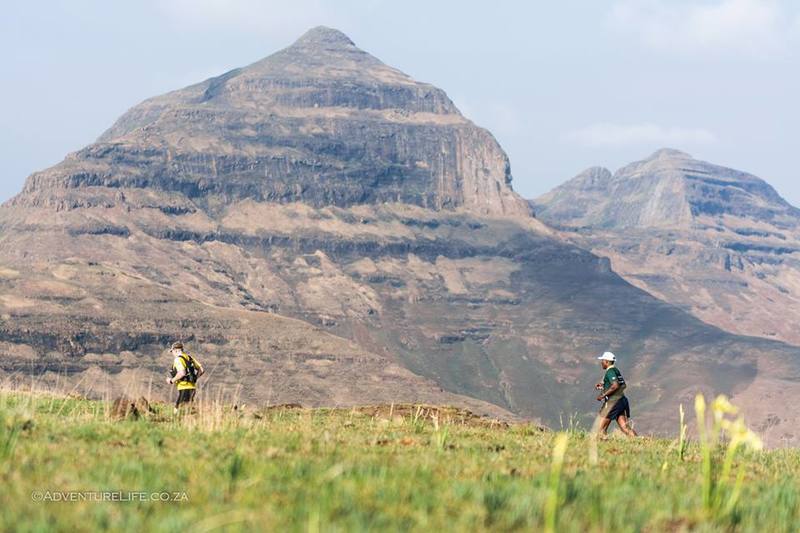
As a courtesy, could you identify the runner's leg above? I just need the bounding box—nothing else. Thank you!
[617,415,638,437]
[175,389,193,413]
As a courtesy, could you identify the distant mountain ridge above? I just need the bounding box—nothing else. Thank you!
[534,149,799,230]
[533,149,800,347]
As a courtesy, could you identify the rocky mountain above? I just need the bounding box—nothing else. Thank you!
[21,26,529,218]
[533,148,800,346]
[2,29,800,444]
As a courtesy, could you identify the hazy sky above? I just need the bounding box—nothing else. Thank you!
[2,0,799,204]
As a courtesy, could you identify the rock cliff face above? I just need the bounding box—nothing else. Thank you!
[534,149,800,346]
[2,32,800,444]
[18,27,530,218]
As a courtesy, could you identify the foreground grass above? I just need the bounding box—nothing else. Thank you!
[0,392,798,532]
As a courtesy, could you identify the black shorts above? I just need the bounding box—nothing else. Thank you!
[605,396,631,421]
[175,389,196,408]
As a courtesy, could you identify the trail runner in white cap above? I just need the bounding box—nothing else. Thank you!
[595,351,637,437]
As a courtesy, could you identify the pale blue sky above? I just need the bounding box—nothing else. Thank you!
[2,0,799,204]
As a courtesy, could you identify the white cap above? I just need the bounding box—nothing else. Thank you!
[597,351,616,362]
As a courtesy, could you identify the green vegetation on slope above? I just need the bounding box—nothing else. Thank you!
[0,392,798,532]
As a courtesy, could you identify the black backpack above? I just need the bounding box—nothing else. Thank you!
[172,353,200,383]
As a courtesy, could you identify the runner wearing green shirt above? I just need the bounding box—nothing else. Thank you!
[595,351,637,437]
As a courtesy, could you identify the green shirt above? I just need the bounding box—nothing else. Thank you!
[603,366,626,400]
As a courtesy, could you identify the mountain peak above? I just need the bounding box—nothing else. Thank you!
[535,151,799,230]
[17,25,531,218]
[647,148,692,161]
[291,26,356,50]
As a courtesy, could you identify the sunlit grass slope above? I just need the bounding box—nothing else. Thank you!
[0,391,798,532]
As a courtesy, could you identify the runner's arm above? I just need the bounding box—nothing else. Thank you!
[169,357,187,384]
[597,381,620,401]
[169,368,186,384]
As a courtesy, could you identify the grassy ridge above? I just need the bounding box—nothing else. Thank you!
[0,392,798,532]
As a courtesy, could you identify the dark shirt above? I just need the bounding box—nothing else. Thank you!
[603,365,627,401]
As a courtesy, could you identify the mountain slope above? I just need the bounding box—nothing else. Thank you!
[533,149,800,346]
[2,31,799,444]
